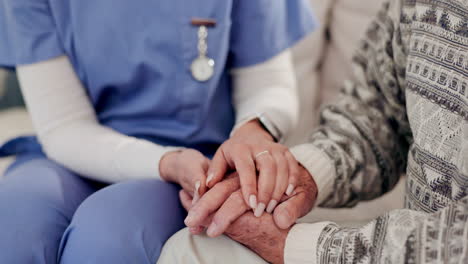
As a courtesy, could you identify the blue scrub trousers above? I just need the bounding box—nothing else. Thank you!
[0,152,186,263]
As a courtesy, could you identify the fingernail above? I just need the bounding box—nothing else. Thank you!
[207,222,220,237]
[254,203,266,217]
[206,173,214,185]
[184,215,193,226]
[249,195,257,209]
[266,200,278,214]
[192,181,201,205]
[286,184,295,196]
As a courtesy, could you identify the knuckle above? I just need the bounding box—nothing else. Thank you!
[211,182,226,192]
[239,154,253,165]
[258,189,271,200]
[272,192,283,201]
[289,162,300,173]
[289,174,299,184]
[211,215,224,227]
[291,169,300,179]
[277,162,288,173]
[229,191,244,201]
[284,149,294,157]
[263,154,274,163]
[232,144,245,154]
[275,145,288,152]
[258,156,274,170]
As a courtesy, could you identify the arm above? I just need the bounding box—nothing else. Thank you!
[17,56,181,183]
[285,196,468,263]
[290,0,411,207]
[194,167,468,264]
[231,49,298,141]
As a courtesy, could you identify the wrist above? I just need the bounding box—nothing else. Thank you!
[290,144,335,206]
[301,165,318,206]
[159,150,181,182]
[263,228,289,264]
[277,231,288,264]
[233,119,274,141]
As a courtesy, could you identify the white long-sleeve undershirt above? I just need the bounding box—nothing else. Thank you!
[16,50,297,183]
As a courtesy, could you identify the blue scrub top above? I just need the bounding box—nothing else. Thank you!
[0,0,315,156]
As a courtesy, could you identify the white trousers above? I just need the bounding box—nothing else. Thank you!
[158,228,266,264]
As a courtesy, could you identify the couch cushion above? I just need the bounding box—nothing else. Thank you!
[0,71,24,110]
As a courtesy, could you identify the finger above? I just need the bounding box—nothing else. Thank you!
[206,190,249,237]
[185,159,210,204]
[255,153,276,217]
[206,148,229,188]
[180,190,210,233]
[189,226,205,235]
[273,191,308,229]
[198,157,210,195]
[267,152,289,214]
[184,177,240,227]
[179,190,193,211]
[285,151,299,196]
[232,153,258,210]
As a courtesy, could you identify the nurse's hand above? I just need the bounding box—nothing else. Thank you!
[160,149,210,203]
[207,120,300,217]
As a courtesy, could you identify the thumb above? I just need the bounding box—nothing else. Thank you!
[206,148,229,188]
[272,193,308,229]
[180,190,209,235]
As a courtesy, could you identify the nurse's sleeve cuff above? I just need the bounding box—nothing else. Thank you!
[112,138,185,180]
[231,49,298,140]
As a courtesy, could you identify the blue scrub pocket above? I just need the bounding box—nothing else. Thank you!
[180,0,232,80]
[176,1,232,121]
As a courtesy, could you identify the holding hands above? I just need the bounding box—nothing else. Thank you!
[182,165,318,263]
[160,118,316,243]
[207,120,301,217]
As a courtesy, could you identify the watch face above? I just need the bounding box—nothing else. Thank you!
[191,56,215,82]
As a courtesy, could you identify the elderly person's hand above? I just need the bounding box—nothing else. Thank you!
[225,212,289,264]
[206,120,301,217]
[159,149,210,204]
[181,189,289,263]
[184,164,317,238]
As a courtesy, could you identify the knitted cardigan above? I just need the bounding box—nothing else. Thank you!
[287,0,468,263]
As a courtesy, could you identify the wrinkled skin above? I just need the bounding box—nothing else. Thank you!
[181,165,318,263]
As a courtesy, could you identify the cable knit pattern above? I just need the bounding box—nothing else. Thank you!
[289,0,468,263]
